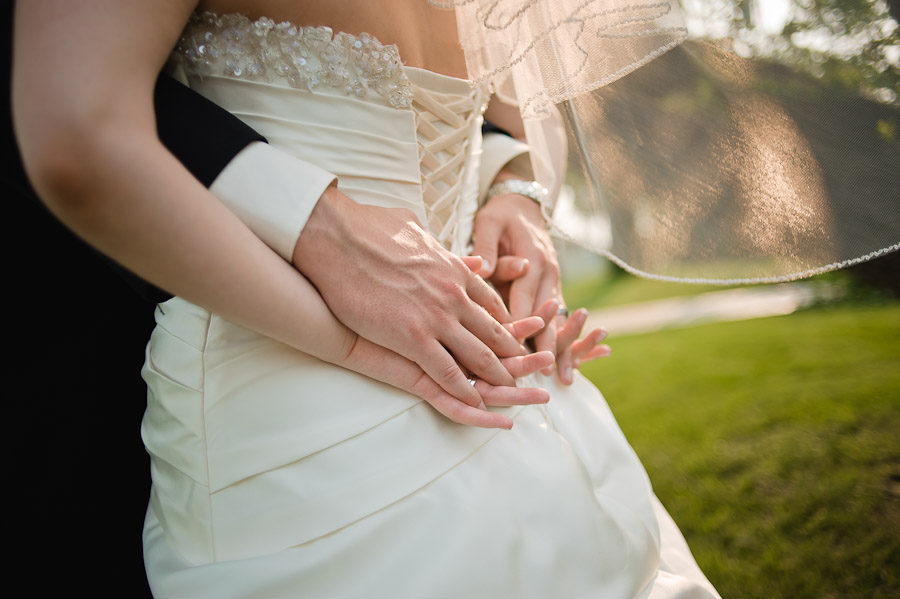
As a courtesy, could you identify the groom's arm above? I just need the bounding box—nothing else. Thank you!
[148,74,337,303]
[179,89,528,399]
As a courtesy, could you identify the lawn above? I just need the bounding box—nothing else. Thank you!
[579,301,900,598]
[562,268,728,311]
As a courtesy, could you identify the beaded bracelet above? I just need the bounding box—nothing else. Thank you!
[486,179,549,206]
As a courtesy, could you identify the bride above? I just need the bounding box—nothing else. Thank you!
[13,1,719,597]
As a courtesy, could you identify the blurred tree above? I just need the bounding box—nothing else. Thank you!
[685,0,899,104]
[723,0,900,290]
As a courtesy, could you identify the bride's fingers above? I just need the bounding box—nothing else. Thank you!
[477,381,550,407]
[503,315,546,342]
[571,329,611,364]
[534,298,559,326]
[410,370,514,429]
[556,346,576,385]
[491,256,529,283]
[433,394,515,428]
[573,345,612,368]
[571,328,608,355]
[554,309,587,385]
[460,255,483,273]
[555,308,588,353]
[499,350,555,378]
[556,311,609,385]
[350,338,512,429]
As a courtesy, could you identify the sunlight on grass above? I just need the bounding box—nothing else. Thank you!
[562,270,727,311]
[581,303,900,598]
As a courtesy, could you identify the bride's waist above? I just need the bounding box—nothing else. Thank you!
[187,74,426,209]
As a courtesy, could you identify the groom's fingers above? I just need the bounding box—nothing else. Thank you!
[503,315,545,342]
[466,272,512,324]
[459,255,483,273]
[499,350,555,378]
[459,301,527,359]
[419,339,486,408]
[477,382,549,407]
[442,323,516,388]
[492,256,529,282]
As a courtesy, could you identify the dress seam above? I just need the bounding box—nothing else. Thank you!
[199,311,216,562]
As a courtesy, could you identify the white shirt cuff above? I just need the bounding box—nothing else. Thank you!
[209,142,336,262]
[478,132,533,207]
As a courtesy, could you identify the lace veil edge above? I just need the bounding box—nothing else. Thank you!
[444,0,900,284]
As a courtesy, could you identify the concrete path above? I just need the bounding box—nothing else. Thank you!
[584,282,839,337]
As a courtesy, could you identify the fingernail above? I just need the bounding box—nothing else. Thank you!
[577,309,588,326]
[481,258,492,272]
[564,366,572,381]
[574,359,581,368]
[514,258,527,273]
[597,329,608,342]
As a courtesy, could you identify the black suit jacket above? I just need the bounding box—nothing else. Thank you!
[3,2,263,595]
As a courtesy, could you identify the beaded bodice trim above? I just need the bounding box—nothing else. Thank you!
[173,12,414,110]
[174,12,487,253]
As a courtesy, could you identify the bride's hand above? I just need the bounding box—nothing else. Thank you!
[470,192,561,373]
[536,301,611,385]
[341,319,553,429]
[464,255,610,385]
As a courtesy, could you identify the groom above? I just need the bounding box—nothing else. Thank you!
[6,2,561,593]
[3,8,265,594]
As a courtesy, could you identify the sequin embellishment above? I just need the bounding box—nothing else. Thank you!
[174,13,414,109]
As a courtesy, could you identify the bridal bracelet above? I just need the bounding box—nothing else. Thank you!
[486,179,549,206]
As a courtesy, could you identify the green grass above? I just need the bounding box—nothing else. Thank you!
[580,302,900,598]
[562,270,729,311]
[560,266,888,312]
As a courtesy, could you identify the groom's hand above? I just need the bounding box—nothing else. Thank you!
[293,186,526,408]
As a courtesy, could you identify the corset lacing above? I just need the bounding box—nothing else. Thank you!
[410,81,486,253]
[174,12,486,252]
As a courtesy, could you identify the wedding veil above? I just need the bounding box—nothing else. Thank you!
[437,0,900,283]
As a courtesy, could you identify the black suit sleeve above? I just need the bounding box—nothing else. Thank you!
[4,1,266,305]
[108,74,268,303]
[154,73,266,188]
[3,2,266,596]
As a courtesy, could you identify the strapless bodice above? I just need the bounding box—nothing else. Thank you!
[171,12,489,254]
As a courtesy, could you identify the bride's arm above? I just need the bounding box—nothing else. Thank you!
[13,0,327,354]
[16,1,535,414]
[13,1,551,428]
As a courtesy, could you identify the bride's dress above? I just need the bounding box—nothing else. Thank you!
[141,13,719,598]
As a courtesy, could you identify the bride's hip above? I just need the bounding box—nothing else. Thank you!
[141,296,516,557]
[142,295,473,476]
[141,296,658,565]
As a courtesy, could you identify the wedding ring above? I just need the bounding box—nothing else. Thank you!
[557,306,569,318]
[467,377,477,387]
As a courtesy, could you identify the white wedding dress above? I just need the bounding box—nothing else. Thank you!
[141,13,720,599]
